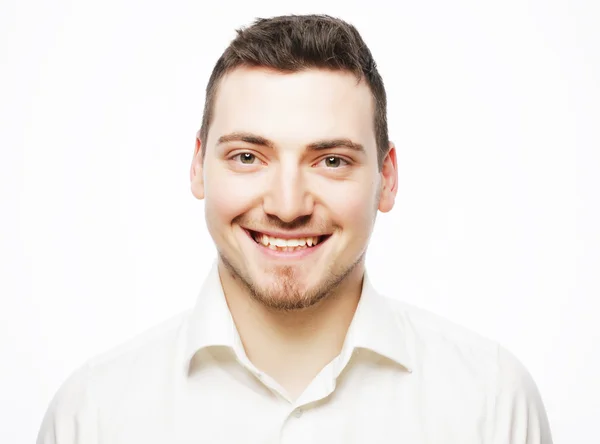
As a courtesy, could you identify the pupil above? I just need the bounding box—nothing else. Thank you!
[326,157,339,167]
[241,153,254,164]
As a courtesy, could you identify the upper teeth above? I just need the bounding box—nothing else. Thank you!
[258,234,320,248]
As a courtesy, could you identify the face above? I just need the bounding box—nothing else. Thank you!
[191,67,398,310]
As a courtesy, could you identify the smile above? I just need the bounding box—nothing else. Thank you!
[243,229,332,256]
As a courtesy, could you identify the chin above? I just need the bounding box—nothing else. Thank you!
[219,241,365,311]
[250,282,329,311]
[259,263,361,312]
[247,268,320,309]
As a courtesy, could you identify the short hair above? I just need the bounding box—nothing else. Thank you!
[198,14,389,170]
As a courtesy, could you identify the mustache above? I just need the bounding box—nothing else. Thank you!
[232,214,335,233]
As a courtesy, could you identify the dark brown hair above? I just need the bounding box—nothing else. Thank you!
[199,14,389,169]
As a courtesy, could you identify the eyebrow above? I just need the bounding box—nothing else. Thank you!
[216,132,365,154]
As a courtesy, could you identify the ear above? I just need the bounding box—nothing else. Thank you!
[190,130,205,200]
[378,142,398,213]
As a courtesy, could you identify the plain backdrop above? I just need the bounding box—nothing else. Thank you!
[1,0,598,442]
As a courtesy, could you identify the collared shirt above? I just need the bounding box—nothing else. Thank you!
[37,262,552,443]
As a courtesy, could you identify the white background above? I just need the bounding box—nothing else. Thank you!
[1,0,598,442]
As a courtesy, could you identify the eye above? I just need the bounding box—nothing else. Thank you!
[318,156,349,168]
[232,152,259,164]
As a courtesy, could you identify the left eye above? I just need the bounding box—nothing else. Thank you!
[232,153,258,164]
[319,156,348,168]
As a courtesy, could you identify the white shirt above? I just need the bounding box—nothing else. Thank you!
[37,263,552,443]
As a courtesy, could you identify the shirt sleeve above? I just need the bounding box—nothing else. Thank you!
[488,346,553,444]
[37,364,98,444]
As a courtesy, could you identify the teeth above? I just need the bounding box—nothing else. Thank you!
[257,233,322,249]
[272,238,287,247]
[286,238,302,247]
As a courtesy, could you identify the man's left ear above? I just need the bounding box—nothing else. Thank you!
[378,142,398,213]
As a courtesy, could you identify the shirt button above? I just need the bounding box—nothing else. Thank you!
[293,409,303,418]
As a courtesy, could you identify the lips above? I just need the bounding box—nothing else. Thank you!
[243,228,332,252]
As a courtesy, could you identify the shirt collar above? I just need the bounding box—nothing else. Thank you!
[343,272,413,372]
[184,261,238,364]
[184,262,413,373]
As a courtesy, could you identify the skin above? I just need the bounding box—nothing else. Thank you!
[190,67,398,399]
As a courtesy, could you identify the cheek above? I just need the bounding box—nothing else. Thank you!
[204,164,262,224]
[323,182,377,233]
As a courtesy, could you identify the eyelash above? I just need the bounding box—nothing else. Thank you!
[317,156,350,168]
[230,152,261,165]
[229,152,350,168]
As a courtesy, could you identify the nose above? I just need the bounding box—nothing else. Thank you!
[262,165,314,223]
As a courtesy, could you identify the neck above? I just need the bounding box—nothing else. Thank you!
[218,261,364,399]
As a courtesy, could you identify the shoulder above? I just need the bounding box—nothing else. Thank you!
[489,346,553,443]
[37,363,95,444]
[37,310,191,444]
[384,295,501,361]
[382,295,552,443]
[86,309,190,374]
[384,294,537,383]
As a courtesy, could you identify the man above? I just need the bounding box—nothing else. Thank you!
[38,14,552,443]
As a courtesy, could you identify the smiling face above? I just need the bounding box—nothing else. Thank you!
[191,67,398,310]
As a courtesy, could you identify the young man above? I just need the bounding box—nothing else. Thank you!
[38,14,552,443]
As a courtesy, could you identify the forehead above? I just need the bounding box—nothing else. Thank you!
[208,67,376,148]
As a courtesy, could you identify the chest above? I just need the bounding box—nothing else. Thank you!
[102,364,489,444]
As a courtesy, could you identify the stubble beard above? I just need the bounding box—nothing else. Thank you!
[219,250,365,311]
